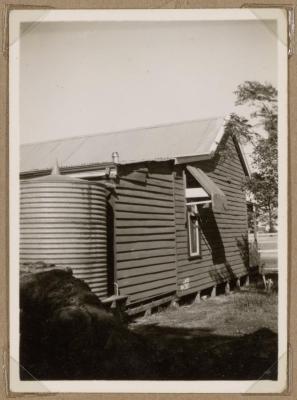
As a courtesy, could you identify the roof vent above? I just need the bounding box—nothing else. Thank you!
[112,152,119,164]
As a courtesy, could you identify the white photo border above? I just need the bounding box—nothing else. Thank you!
[9,8,288,394]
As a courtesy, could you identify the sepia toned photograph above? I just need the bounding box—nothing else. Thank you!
[9,9,287,393]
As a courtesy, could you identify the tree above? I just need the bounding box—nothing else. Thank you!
[224,113,256,145]
[234,81,277,142]
[246,172,278,232]
[232,81,278,232]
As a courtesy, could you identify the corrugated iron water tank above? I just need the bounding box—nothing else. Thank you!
[20,173,108,298]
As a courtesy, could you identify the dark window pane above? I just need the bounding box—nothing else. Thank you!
[189,216,198,254]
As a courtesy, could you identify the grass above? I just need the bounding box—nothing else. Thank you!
[131,287,277,336]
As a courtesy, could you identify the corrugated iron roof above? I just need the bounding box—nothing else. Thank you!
[21,117,226,173]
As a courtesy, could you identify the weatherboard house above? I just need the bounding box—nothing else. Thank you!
[20,117,250,313]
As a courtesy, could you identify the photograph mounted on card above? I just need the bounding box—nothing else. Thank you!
[9,8,288,394]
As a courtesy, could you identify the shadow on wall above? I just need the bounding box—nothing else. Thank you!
[236,234,250,270]
[236,234,262,274]
[198,207,236,284]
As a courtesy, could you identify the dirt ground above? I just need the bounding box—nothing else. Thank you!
[129,286,278,380]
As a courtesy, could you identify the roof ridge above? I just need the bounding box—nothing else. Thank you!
[21,116,226,146]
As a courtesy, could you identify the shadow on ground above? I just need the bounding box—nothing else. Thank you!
[129,324,278,381]
[21,322,277,381]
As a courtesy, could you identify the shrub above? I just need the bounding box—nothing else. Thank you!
[20,267,152,380]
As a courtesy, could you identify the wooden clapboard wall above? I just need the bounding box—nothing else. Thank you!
[114,162,177,305]
[175,135,249,297]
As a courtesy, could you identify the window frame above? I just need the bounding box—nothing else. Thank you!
[187,204,201,258]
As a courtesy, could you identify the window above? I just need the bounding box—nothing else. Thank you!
[187,204,200,257]
[185,170,206,258]
[184,166,228,258]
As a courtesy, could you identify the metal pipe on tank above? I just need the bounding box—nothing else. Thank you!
[114,282,119,296]
[52,159,60,175]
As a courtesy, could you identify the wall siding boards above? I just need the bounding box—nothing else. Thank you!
[112,137,248,306]
[114,162,177,305]
[175,136,248,298]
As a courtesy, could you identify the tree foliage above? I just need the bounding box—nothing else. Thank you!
[224,113,257,145]
[235,81,277,105]
[235,81,277,138]
[231,81,278,232]
[245,172,278,232]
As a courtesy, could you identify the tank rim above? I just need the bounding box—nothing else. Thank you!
[20,174,107,188]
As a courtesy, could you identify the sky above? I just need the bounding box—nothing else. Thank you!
[20,19,277,144]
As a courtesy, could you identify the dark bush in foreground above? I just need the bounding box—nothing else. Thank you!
[20,268,152,380]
